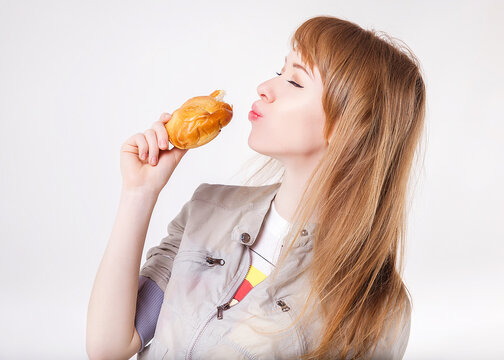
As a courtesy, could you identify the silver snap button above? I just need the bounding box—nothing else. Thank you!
[240,232,251,243]
[300,229,308,236]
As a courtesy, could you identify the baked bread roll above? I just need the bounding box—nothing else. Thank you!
[165,90,233,149]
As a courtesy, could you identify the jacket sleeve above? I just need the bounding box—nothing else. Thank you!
[138,195,194,291]
[134,188,198,353]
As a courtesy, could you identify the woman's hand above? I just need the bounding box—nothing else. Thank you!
[120,112,189,195]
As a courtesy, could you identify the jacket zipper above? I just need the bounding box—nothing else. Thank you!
[276,299,290,312]
[216,246,252,320]
[205,255,225,266]
[186,248,252,360]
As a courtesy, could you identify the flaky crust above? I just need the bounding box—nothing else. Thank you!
[165,90,233,149]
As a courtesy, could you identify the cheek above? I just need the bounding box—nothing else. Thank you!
[248,98,326,155]
[278,97,326,149]
[288,115,326,153]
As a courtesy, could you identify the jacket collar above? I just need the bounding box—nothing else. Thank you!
[230,182,317,248]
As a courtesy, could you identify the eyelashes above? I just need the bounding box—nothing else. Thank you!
[275,72,303,88]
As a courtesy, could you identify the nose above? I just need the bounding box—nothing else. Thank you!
[257,79,273,103]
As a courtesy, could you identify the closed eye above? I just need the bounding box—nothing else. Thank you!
[275,72,304,88]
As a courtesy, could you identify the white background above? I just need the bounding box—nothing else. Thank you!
[1,1,503,359]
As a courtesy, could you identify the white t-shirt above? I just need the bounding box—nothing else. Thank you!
[229,197,292,306]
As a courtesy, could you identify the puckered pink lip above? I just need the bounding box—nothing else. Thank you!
[251,103,263,117]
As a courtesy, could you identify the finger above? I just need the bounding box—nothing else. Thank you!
[160,112,172,124]
[134,133,149,161]
[121,133,148,161]
[135,133,149,161]
[144,128,159,165]
[152,121,169,150]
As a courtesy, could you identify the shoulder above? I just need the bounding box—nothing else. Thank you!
[370,297,412,360]
[190,182,281,209]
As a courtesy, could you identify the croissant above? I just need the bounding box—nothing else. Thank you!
[165,90,233,149]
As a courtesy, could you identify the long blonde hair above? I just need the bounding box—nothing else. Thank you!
[232,15,426,359]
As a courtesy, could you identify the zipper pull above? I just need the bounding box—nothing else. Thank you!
[206,256,225,266]
[276,299,290,312]
[217,301,231,320]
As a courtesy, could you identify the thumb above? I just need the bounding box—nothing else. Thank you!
[171,147,189,164]
[158,146,189,167]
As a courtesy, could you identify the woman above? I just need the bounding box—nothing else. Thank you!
[87,15,425,360]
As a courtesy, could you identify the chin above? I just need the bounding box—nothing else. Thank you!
[248,132,291,159]
[248,133,269,155]
[248,140,266,156]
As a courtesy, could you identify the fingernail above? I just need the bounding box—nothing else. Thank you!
[150,156,157,165]
[160,140,167,148]
[140,152,146,160]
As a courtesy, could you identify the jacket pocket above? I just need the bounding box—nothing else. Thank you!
[271,296,307,357]
[172,249,226,266]
[213,297,305,360]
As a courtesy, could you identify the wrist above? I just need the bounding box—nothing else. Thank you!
[120,185,160,201]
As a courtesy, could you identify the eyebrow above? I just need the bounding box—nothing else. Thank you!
[284,56,313,80]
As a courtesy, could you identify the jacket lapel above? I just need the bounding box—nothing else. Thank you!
[229,182,316,248]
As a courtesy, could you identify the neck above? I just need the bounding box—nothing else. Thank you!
[273,159,320,224]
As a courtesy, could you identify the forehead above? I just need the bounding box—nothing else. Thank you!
[285,49,304,63]
[284,49,317,79]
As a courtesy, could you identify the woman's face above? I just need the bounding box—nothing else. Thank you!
[248,49,327,165]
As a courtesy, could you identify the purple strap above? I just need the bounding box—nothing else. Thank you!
[135,275,164,353]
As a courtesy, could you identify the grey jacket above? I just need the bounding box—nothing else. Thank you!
[137,182,411,359]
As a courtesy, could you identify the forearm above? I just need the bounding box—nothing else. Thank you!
[86,187,159,358]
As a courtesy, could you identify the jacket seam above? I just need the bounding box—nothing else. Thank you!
[191,197,250,210]
[220,335,259,360]
[286,305,307,356]
[184,245,250,359]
